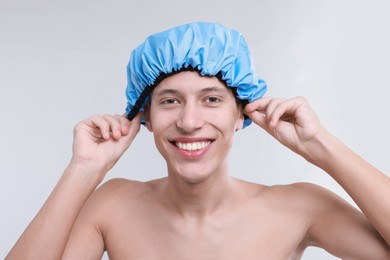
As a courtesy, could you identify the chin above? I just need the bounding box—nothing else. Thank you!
[180,174,210,185]
[168,165,216,184]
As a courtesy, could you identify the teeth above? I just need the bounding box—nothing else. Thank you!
[175,141,211,151]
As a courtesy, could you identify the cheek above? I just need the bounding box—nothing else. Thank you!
[149,112,171,158]
[225,106,244,129]
[149,109,175,132]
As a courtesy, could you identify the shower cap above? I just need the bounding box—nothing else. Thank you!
[125,22,267,128]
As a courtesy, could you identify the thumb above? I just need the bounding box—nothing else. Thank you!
[121,112,143,148]
[246,110,268,130]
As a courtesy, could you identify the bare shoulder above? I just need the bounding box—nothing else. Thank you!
[250,182,332,208]
[78,177,165,219]
[91,177,164,203]
[262,181,333,196]
[259,182,366,223]
[267,183,390,258]
[97,178,150,195]
[260,182,347,208]
[234,180,340,226]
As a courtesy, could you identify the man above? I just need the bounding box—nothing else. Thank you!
[7,22,390,259]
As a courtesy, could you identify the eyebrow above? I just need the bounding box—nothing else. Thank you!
[153,89,180,99]
[155,86,227,97]
[200,86,227,94]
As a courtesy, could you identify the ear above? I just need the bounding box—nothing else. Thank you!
[235,109,245,131]
[143,103,153,132]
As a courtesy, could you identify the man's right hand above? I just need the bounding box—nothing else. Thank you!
[70,112,143,179]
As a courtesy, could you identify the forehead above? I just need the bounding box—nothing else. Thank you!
[152,71,229,96]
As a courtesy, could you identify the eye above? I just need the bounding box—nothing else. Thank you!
[205,96,221,103]
[161,98,179,104]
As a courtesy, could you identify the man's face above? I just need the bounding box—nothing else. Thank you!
[145,71,244,183]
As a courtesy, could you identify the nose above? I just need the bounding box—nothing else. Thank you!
[176,103,204,132]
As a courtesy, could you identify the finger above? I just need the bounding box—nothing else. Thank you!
[244,97,272,113]
[121,112,143,148]
[115,114,131,135]
[103,114,122,140]
[246,110,268,130]
[86,115,111,140]
[129,111,143,131]
[265,98,285,120]
[268,97,303,128]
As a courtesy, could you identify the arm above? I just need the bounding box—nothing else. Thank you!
[245,97,390,254]
[310,126,390,245]
[6,113,142,260]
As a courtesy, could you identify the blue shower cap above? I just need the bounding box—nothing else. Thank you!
[125,22,267,128]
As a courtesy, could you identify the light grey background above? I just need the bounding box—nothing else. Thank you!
[1,0,389,259]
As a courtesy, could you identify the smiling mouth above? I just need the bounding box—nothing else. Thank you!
[174,141,212,151]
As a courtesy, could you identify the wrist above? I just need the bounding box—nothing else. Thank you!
[66,159,108,186]
[301,129,339,168]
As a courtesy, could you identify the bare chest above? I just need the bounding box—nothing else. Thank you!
[103,208,308,260]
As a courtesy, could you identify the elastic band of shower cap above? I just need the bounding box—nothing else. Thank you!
[125,22,267,128]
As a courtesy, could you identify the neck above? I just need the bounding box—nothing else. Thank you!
[164,166,237,219]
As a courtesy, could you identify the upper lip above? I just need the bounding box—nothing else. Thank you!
[169,137,215,143]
